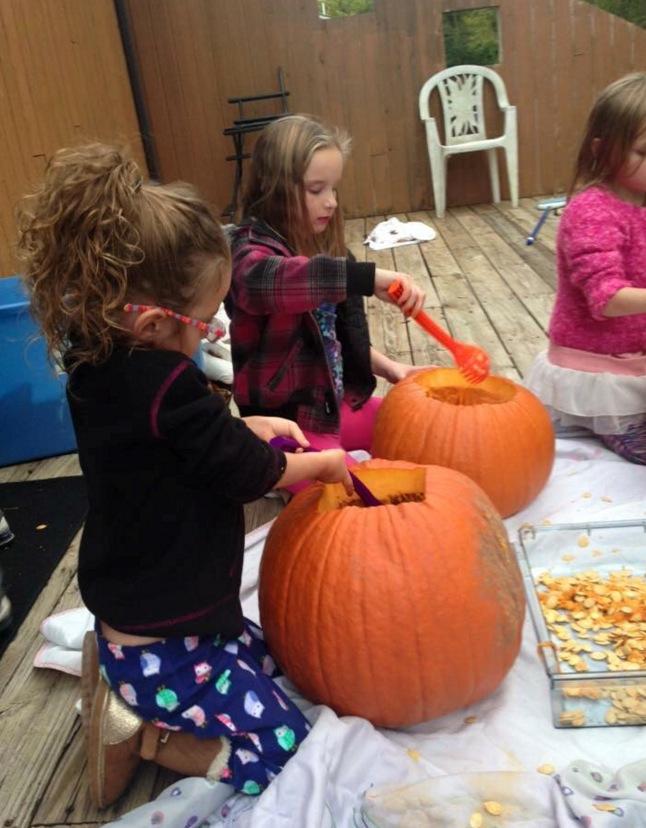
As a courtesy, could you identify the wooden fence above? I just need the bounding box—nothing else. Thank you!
[0,0,644,273]
[0,0,143,275]
[123,0,646,217]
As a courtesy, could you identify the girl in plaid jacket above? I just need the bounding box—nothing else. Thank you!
[227,114,428,458]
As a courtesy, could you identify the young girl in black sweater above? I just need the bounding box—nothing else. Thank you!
[18,143,351,808]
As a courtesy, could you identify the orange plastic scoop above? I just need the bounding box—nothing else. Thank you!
[388,280,490,384]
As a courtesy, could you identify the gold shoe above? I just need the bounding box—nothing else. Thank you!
[81,631,99,734]
[87,676,144,809]
[84,642,230,809]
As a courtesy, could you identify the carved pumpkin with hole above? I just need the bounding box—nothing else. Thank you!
[372,368,555,518]
[258,459,525,728]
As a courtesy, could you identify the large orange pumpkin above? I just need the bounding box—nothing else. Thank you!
[258,459,525,728]
[372,368,555,518]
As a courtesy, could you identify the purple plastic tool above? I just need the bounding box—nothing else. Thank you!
[269,436,381,508]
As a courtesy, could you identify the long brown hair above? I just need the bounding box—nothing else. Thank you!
[17,143,230,370]
[240,114,351,256]
[570,72,646,195]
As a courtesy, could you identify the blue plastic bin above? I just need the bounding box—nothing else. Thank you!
[0,276,76,466]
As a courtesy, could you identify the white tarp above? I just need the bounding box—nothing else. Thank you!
[37,438,646,826]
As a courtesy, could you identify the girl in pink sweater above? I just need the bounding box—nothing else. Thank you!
[527,73,646,464]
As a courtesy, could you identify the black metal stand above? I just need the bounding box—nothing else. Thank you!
[222,68,290,219]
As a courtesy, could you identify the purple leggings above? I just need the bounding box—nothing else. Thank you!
[599,421,646,465]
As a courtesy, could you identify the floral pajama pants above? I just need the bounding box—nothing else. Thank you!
[98,619,311,794]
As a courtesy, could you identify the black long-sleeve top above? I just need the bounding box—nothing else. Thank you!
[66,345,286,638]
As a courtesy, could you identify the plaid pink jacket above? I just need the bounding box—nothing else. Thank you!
[227,220,377,433]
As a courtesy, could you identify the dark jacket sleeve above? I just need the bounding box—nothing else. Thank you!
[154,361,286,502]
[336,294,373,387]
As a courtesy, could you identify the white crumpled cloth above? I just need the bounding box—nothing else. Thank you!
[364,217,436,250]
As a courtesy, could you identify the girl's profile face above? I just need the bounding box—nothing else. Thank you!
[303,147,343,234]
[611,128,646,204]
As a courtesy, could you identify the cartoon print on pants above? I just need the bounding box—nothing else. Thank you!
[244,690,265,718]
[274,724,297,751]
[215,712,237,732]
[119,682,138,706]
[156,686,180,712]
[194,661,212,684]
[215,669,232,694]
[184,635,199,652]
[107,642,125,660]
[239,629,253,646]
[235,748,260,765]
[140,651,161,677]
[237,659,256,676]
[181,705,206,727]
[152,719,182,731]
[272,689,289,711]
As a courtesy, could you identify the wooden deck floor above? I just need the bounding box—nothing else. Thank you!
[0,197,560,825]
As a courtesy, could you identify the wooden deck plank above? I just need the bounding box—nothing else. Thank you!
[344,216,366,261]
[416,210,519,377]
[471,203,557,291]
[0,199,560,825]
[495,198,560,255]
[446,207,550,377]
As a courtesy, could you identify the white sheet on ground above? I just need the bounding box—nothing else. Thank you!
[36,438,646,826]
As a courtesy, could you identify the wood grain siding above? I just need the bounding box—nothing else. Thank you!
[123,0,645,219]
[0,0,144,276]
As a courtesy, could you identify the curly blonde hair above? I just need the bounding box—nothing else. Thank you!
[17,143,230,369]
[240,114,351,257]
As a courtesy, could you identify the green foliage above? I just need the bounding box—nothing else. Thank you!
[584,0,646,28]
[318,0,374,18]
[443,8,500,68]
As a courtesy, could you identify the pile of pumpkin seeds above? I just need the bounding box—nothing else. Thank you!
[535,565,646,726]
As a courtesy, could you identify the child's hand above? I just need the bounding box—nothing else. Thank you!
[315,449,354,495]
[374,269,425,317]
[384,360,435,384]
[277,447,354,494]
[242,416,310,449]
[371,349,436,385]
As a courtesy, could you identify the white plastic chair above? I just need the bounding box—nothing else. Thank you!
[419,65,518,218]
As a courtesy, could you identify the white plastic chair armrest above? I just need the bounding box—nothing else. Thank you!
[423,116,443,148]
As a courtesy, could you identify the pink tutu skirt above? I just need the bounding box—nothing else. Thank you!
[526,345,646,436]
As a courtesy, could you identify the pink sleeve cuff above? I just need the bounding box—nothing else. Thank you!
[587,278,632,321]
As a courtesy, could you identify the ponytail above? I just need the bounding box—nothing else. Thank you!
[17,143,229,369]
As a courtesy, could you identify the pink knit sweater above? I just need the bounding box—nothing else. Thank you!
[549,186,646,354]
